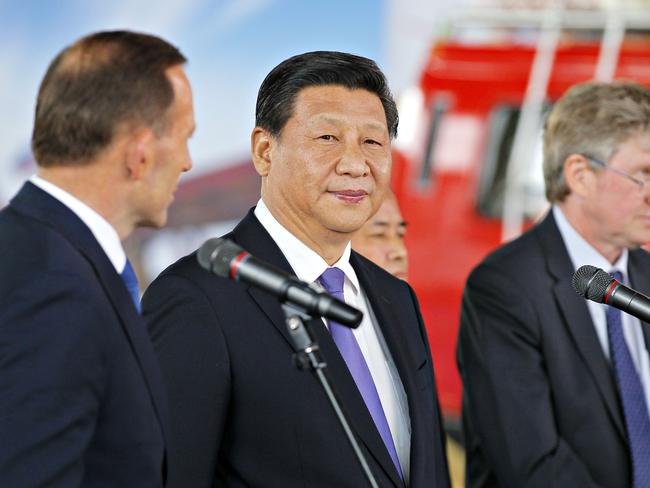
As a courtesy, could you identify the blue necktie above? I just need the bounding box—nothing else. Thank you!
[121,259,141,314]
[319,267,403,480]
[607,270,650,487]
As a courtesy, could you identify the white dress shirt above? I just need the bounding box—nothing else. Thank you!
[554,205,650,415]
[30,175,126,274]
[254,199,412,481]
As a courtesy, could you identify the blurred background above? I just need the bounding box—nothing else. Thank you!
[4,0,650,485]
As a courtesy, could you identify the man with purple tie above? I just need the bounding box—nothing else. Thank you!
[458,81,650,487]
[143,51,450,487]
[0,31,194,486]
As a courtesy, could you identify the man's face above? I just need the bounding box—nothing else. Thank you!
[261,85,392,247]
[138,65,195,228]
[583,133,650,251]
[352,194,408,280]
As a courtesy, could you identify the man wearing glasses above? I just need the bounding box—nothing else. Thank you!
[458,81,650,487]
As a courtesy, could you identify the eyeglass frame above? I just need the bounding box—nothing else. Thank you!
[580,153,650,190]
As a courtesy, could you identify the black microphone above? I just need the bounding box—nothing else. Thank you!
[572,264,650,323]
[197,238,362,328]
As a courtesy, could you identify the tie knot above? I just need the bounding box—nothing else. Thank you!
[610,269,624,283]
[319,267,345,296]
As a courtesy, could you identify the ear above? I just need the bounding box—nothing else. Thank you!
[563,153,593,198]
[251,127,274,177]
[124,128,154,181]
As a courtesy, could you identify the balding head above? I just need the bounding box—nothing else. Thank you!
[32,30,186,167]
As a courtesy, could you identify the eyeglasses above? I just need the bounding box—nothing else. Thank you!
[582,154,650,190]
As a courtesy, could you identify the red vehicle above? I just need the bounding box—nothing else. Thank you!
[392,36,650,426]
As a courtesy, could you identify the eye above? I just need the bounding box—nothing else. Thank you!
[318,134,337,141]
[364,139,382,146]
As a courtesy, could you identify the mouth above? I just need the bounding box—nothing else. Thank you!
[330,189,368,204]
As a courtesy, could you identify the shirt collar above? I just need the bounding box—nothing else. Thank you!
[553,205,628,281]
[30,175,126,273]
[254,198,360,295]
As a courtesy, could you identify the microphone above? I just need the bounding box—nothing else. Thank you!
[572,264,650,323]
[197,238,362,328]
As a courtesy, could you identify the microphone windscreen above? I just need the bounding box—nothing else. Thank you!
[572,265,614,303]
[197,238,244,277]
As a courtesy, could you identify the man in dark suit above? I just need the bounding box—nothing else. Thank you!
[0,31,195,486]
[143,51,450,487]
[458,81,650,487]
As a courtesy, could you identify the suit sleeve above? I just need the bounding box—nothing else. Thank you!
[142,271,230,488]
[457,263,605,488]
[0,272,107,487]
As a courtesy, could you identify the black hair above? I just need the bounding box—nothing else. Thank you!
[255,51,398,139]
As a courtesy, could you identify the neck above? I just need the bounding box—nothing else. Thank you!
[38,165,133,240]
[305,231,350,266]
[286,223,350,266]
[264,203,350,266]
[557,201,623,264]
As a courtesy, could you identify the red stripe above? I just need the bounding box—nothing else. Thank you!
[230,252,249,279]
[604,281,618,304]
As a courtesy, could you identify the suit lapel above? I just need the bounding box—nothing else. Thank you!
[10,182,169,447]
[232,211,404,487]
[351,253,423,487]
[231,210,301,349]
[538,212,625,438]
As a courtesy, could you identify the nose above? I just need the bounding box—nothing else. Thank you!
[387,234,408,264]
[183,156,193,173]
[387,239,407,262]
[336,140,369,177]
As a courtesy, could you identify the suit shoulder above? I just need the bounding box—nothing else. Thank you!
[631,246,650,265]
[0,208,93,283]
[467,225,548,292]
[478,225,544,269]
[146,242,239,299]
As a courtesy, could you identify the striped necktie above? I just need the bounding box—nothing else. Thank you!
[607,270,650,487]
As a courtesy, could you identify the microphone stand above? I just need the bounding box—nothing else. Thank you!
[282,304,379,488]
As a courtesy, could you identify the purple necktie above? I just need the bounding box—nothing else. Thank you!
[319,267,403,479]
[607,270,650,487]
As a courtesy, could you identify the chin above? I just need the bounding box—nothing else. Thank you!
[333,215,372,233]
[137,213,168,230]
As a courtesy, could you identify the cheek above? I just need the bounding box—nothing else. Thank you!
[370,151,392,175]
[368,240,389,257]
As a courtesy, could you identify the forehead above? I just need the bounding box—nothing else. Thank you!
[613,131,650,160]
[165,65,195,126]
[289,85,387,130]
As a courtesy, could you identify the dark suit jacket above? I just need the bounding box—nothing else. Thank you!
[142,208,450,487]
[457,210,650,488]
[0,182,168,487]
